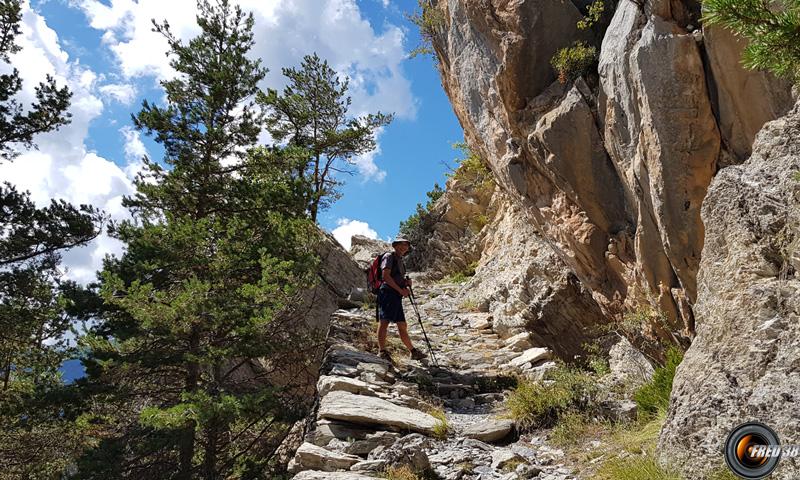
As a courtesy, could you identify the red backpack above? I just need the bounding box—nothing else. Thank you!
[367,252,390,294]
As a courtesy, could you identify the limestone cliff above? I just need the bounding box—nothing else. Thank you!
[427,0,793,348]
[659,102,800,478]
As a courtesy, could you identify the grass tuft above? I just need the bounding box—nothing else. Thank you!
[382,464,440,480]
[505,364,597,430]
[595,455,681,480]
[429,407,449,440]
[633,347,683,418]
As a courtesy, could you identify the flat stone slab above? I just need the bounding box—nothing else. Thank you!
[292,471,375,480]
[504,332,533,352]
[462,418,515,442]
[293,442,361,472]
[317,375,375,398]
[509,347,553,368]
[318,391,437,434]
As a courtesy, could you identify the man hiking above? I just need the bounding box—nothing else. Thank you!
[377,237,426,362]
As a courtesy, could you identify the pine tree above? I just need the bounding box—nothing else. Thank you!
[75,1,319,478]
[703,0,800,80]
[259,53,392,222]
[0,0,103,477]
[0,0,71,161]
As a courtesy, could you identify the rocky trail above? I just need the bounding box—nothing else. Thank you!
[288,275,577,480]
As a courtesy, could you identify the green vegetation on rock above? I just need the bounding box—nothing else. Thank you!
[551,41,598,84]
[506,365,598,430]
[634,346,683,418]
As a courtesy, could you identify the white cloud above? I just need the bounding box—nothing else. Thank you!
[77,0,416,183]
[98,82,136,104]
[78,0,415,118]
[119,125,149,180]
[331,218,378,251]
[0,2,133,284]
[352,149,386,183]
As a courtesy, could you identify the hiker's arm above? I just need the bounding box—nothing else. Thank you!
[383,268,409,296]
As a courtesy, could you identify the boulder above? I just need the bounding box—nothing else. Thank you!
[462,418,515,443]
[349,235,390,270]
[292,442,361,472]
[344,431,400,456]
[369,433,431,472]
[306,420,374,447]
[659,103,800,478]
[318,391,438,434]
[508,348,553,368]
[503,332,533,352]
[603,337,654,393]
[491,448,525,470]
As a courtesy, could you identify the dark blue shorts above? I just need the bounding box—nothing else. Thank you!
[377,286,406,323]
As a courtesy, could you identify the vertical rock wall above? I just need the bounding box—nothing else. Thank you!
[431,0,793,345]
[659,104,800,479]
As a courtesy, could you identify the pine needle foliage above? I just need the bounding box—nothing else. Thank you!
[0,0,102,476]
[703,0,800,80]
[259,53,392,222]
[74,2,320,478]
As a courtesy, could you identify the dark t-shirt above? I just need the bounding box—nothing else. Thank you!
[380,252,407,290]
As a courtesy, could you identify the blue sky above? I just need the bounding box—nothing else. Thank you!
[0,0,463,282]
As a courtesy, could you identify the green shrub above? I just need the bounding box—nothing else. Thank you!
[447,142,494,192]
[506,365,598,430]
[550,410,592,447]
[577,0,606,30]
[634,347,683,418]
[407,0,446,58]
[551,41,598,84]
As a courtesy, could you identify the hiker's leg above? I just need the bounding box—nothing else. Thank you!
[396,321,415,351]
[377,320,389,352]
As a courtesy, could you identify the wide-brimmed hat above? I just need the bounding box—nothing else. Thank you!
[392,236,411,247]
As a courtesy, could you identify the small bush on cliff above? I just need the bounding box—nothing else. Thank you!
[634,346,684,418]
[551,41,598,84]
[703,0,800,81]
[407,0,446,58]
[447,142,494,193]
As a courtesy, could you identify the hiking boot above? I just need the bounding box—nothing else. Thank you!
[378,350,393,363]
[410,348,427,361]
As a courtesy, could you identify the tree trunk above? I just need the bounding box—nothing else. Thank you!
[179,325,200,479]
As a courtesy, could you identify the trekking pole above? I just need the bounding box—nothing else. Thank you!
[406,282,439,367]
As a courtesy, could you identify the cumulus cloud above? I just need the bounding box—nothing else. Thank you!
[98,82,137,104]
[331,218,378,251]
[77,0,416,119]
[0,2,133,284]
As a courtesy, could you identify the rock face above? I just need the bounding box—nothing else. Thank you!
[659,104,800,478]
[403,176,494,276]
[461,193,609,358]
[349,235,391,270]
[431,0,794,347]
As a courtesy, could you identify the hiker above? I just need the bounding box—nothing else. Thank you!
[377,237,426,362]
